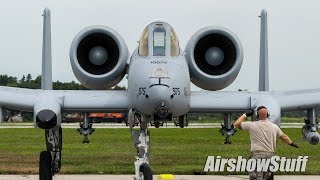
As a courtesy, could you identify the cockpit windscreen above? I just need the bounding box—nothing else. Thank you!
[153,25,166,56]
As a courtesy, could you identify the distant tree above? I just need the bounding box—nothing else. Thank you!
[20,75,26,83]
[0,75,18,87]
[34,75,41,86]
[0,75,9,85]
[26,74,32,83]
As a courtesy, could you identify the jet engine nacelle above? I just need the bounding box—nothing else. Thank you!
[70,26,129,90]
[185,26,243,90]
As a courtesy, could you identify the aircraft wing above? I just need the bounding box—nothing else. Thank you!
[0,86,129,112]
[190,89,320,113]
[273,89,320,112]
[189,89,320,145]
[189,91,252,113]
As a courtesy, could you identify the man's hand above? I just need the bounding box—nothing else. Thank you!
[245,110,254,117]
[290,142,299,148]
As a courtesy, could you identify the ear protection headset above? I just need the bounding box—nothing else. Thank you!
[255,106,270,118]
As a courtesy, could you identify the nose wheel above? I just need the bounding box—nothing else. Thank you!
[138,163,153,180]
[174,115,188,128]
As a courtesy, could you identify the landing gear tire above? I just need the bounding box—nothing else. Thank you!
[139,163,153,180]
[154,121,160,128]
[39,151,52,180]
[179,115,184,128]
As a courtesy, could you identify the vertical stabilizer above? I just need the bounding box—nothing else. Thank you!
[41,8,53,90]
[259,9,269,91]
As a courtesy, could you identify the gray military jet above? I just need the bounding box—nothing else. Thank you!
[0,8,319,180]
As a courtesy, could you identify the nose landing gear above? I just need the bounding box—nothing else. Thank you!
[129,109,153,180]
[174,115,188,128]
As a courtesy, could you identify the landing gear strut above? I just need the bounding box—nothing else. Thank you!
[302,109,320,145]
[129,109,153,180]
[39,127,62,180]
[77,112,95,143]
[219,113,236,144]
[174,115,188,128]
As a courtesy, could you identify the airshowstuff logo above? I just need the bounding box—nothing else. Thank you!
[203,156,308,172]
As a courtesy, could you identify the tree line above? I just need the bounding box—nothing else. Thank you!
[0,74,126,90]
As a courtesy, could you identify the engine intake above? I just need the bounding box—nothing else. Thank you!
[185,26,243,90]
[70,26,129,89]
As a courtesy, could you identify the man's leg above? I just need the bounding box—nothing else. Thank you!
[249,155,264,180]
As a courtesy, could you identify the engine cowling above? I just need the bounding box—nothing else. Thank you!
[70,26,129,89]
[185,26,243,90]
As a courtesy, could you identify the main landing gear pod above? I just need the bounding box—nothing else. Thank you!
[34,96,63,180]
[39,127,62,180]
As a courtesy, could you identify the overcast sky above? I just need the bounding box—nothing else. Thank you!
[0,0,319,91]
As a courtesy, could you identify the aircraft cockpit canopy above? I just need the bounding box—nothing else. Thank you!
[138,22,180,57]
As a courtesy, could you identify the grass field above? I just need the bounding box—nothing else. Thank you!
[0,128,319,175]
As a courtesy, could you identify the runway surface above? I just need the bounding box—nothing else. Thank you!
[0,122,304,128]
[0,175,319,180]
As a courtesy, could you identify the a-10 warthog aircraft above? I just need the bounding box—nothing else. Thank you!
[0,8,319,180]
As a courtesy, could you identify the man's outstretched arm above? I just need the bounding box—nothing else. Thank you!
[280,134,299,148]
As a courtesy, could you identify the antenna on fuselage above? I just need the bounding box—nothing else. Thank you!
[41,8,53,90]
[258,9,269,91]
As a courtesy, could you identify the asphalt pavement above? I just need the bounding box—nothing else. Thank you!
[0,175,319,180]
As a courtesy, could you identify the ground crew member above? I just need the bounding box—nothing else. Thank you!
[233,106,299,180]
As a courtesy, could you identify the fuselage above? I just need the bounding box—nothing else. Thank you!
[127,21,191,118]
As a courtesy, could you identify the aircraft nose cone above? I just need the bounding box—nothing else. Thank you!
[89,46,108,65]
[205,47,224,66]
[36,109,57,129]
